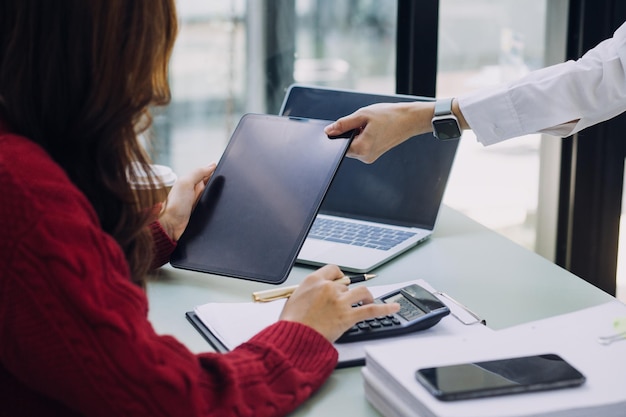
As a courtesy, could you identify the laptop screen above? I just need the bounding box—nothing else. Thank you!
[280,85,459,229]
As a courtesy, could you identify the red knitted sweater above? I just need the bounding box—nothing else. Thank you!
[0,124,338,417]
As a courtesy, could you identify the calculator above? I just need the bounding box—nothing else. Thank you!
[336,284,450,343]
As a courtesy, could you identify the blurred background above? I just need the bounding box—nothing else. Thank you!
[150,0,625,302]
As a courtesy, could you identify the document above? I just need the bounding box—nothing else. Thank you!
[189,279,494,367]
[363,300,626,417]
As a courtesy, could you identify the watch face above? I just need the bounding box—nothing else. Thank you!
[433,118,461,140]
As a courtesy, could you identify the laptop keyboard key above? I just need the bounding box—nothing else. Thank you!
[308,218,417,251]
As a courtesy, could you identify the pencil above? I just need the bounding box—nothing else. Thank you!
[252,274,376,302]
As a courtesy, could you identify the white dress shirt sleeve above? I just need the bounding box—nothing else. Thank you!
[458,21,626,146]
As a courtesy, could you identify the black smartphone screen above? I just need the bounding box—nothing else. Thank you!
[415,354,585,401]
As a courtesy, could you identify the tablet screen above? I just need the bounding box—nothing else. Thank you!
[170,114,351,284]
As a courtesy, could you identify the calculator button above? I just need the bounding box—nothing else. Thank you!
[357,322,370,330]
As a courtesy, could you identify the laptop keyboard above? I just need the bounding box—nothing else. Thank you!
[308,217,417,251]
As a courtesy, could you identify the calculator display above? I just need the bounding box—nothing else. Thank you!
[384,293,426,321]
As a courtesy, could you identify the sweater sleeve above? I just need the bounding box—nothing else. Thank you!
[458,21,626,145]
[0,137,338,417]
[1,209,338,417]
[149,220,177,269]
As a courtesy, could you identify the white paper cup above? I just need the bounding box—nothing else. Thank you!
[128,162,177,196]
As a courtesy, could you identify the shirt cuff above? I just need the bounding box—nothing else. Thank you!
[458,86,525,146]
[538,121,578,137]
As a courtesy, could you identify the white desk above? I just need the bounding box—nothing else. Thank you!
[147,205,614,416]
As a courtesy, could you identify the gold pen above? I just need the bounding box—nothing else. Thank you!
[252,274,376,302]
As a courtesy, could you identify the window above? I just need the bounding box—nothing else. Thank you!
[154,0,398,178]
[158,1,580,290]
[437,0,556,258]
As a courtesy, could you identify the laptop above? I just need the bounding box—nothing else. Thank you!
[279,84,460,272]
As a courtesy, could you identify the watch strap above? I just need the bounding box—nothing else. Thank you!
[434,97,454,117]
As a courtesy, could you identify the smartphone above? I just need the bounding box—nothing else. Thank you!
[415,353,586,401]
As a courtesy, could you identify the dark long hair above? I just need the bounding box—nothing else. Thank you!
[0,0,178,283]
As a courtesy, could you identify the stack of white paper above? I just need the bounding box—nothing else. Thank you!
[363,300,626,417]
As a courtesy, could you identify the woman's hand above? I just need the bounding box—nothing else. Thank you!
[159,163,216,241]
[279,265,400,342]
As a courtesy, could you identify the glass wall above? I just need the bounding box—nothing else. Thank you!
[437,0,550,254]
[151,0,246,174]
[157,1,585,290]
[154,0,398,178]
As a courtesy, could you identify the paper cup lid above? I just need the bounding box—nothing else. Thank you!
[128,162,177,189]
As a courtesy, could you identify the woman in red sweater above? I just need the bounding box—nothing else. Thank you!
[0,2,398,416]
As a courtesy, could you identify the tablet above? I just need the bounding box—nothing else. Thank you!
[170,113,352,284]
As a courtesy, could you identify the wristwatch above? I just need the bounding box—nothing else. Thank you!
[431,98,462,140]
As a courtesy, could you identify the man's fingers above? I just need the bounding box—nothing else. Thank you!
[325,114,367,136]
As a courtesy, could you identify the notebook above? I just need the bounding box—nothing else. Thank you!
[170,113,352,284]
[279,84,460,272]
[185,279,491,368]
